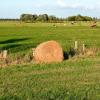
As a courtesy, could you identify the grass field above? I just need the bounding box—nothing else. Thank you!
[0,21,100,100]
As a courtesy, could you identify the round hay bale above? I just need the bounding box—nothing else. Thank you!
[34,40,64,63]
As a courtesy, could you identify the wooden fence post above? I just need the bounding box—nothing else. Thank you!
[74,41,78,50]
[32,48,35,57]
[82,44,85,53]
[3,50,8,59]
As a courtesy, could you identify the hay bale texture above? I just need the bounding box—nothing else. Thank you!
[34,40,64,63]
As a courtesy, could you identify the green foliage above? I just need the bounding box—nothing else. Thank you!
[68,14,93,21]
[20,14,34,22]
[37,14,49,22]
[20,14,49,22]
[67,16,76,21]
[19,14,94,22]
[48,15,58,22]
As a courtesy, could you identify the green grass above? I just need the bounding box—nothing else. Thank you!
[0,21,100,100]
[0,21,100,53]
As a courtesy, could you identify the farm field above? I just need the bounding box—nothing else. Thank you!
[0,21,100,100]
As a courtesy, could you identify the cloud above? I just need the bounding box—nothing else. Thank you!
[56,0,100,10]
[57,0,66,7]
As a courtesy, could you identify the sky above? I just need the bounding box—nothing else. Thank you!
[0,0,100,18]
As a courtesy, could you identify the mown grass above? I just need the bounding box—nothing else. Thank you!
[0,21,100,53]
[0,21,100,100]
[0,57,100,100]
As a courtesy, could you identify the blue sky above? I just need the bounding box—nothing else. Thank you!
[0,0,100,18]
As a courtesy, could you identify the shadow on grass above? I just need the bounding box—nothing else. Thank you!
[0,43,38,53]
[0,38,40,53]
[0,38,30,44]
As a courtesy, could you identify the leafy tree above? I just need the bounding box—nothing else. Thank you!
[42,14,49,21]
[20,14,93,22]
[67,14,93,21]
[32,14,38,21]
[48,16,57,22]
[67,16,76,21]
[20,14,34,22]
[83,16,93,21]
[75,14,83,21]
[36,14,48,22]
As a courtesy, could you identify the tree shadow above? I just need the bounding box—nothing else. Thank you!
[0,43,38,53]
[0,38,30,44]
[0,44,21,50]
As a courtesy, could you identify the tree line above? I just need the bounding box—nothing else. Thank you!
[0,14,98,22]
[20,14,64,23]
[20,14,98,22]
[0,19,19,21]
